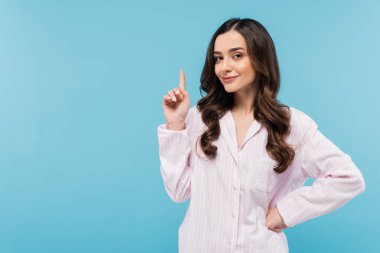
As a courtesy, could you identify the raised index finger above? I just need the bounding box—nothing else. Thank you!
[180,69,186,90]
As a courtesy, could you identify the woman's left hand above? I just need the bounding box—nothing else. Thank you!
[266,207,288,233]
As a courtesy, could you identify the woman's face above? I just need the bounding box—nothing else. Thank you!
[213,30,256,93]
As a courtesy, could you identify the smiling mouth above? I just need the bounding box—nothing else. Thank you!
[222,76,238,82]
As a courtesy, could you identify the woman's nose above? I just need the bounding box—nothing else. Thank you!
[221,58,232,72]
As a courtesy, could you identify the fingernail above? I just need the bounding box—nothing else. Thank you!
[172,97,176,102]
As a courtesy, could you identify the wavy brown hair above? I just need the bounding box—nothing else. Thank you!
[196,18,294,174]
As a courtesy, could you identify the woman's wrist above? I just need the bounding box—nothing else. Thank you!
[167,121,185,131]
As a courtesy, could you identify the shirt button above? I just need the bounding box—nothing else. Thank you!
[227,241,231,247]
[232,214,235,218]
[233,185,237,191]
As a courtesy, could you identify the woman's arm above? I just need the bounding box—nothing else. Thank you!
[157,107,195,203]
[276,113,366,227]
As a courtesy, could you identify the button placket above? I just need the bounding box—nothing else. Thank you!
[230,160,241,249]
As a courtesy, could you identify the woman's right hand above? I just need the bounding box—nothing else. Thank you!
[162,69,190,130]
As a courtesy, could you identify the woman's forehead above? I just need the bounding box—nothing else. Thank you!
[214,31,247,53]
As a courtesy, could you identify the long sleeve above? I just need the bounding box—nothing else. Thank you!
[276,116,366,228]
[157,108,195,203]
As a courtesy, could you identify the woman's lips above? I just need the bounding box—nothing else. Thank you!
[222,76,238,83]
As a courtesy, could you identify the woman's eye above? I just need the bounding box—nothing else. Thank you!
[233,54,242,59]
[214,54,242,62]
[214,56,221,62]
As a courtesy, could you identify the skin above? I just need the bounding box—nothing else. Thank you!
[161,30,287,233]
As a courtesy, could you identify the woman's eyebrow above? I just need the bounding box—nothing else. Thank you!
[213,47,245,54]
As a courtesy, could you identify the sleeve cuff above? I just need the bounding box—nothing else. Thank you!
[158,123,189,135]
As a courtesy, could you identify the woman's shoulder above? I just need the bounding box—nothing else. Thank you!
[288,106,317,128]
[185,105,200,123]
[185,105,206,132]
[287,106,318,145]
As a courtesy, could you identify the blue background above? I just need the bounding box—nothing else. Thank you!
[0,0,378,252]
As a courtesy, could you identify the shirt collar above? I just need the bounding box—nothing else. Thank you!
[220,110,262,165]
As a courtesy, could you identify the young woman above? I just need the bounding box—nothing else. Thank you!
[157,18,365,253]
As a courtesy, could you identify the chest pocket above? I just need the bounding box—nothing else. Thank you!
[252,158,278,193]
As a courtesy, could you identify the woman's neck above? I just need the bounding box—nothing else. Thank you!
[232,88,255,115]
